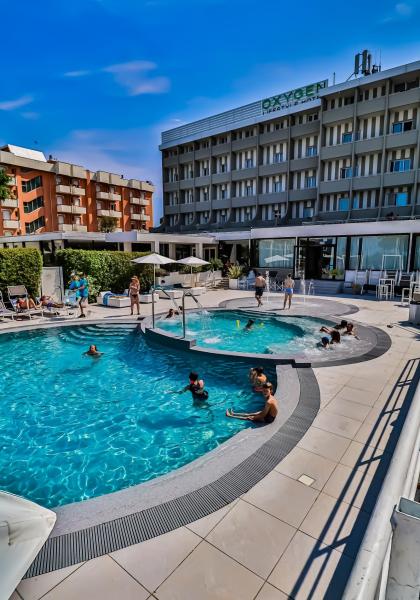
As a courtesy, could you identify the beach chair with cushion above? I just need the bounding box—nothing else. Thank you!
[0,290,15,321]
[7,285,44,319]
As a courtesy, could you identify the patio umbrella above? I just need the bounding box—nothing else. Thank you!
[131,253,176,287]
[177,256,210,286]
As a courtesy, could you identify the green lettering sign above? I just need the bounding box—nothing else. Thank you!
[261,80,328,114]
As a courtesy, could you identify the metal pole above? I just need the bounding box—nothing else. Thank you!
[151,286,155,328]
[182,292,186,338]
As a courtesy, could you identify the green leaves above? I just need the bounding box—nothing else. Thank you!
[0,248,42,297]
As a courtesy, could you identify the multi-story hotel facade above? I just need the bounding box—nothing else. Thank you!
[0,145,154,237]
[159,57,420,280]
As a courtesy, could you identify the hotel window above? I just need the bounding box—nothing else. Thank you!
[305,176,316,188]
[220,163,227,172]
[221,188,226,199]
[22,175,42,192]
[342,132,353,144]
[245,158,253,169]
[274,181,282,193]
[273,152,283,163]
[338,197,350,211]
[392,120,413,133]
[303,206,314,218]
[306,145,317,157]
[340,167,354,179]
[23,196,44,213]
[390,159,412,172]
[352,195,361,209]
[246,185,253,196]
[25,216,45,234]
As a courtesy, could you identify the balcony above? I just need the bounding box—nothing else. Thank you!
[96,191,110,200]
[56,184,86,196]
[97,209,122,218]
[57,203,86,215]
[3,220,19,229]
[109,192,121,201]
[58,224,88,232]
[7,176,16,185]
[131,212,150,221]
[130,196,149,206]
[73,224,87,232]
[1,198,18,208]
[56,184,71,194]
[71,186,86,196]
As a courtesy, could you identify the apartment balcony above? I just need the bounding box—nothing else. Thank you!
[131,213,144,221]
[57,203,86,215]
[212,142,231,156]
[289,188,318,201]
[3,220,19,229]
[289,156,318,171]
[195,147,211,160]
[163,155,179,167]
[290,120,319,137]
[212,172,230,184]
[259,162,288,176]
[352,174,381,191]
[58,224,88,232]
[319,179,351,194]
[231,195,258,208]
[130,196,149,206]
[7,176,16,185]
[97,209,122,218]
[73,224,87,232]
[320,144,352,161]
[231,167,257,181]
[388,87,420,110]
[383,170,415,187]
[259,129,289,145]
[231,136,258,151]
[96,191,110,200]
[385,129,418,150]
[58,224,73,232]
[109,192,121,201]
[258,191,287,205]
[1,198,18,208]
[56,184,86,196]
[178,151,194,164]
[356,96,386,117]
[163,181,179,192]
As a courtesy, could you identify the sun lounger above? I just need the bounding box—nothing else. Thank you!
[7,285,44,319]
[0,290,15,321]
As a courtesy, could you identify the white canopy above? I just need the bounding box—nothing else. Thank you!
[177,256,209,267]
[131,253,176,287]
[0,491,56,599]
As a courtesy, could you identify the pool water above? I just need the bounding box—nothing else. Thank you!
[0,325,275,508]
[157,310,332,356]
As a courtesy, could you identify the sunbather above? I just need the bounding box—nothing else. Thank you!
[40,295,64,309]
[16,297,40,310]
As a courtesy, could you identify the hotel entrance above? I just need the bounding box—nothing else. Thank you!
[295,238,346,280]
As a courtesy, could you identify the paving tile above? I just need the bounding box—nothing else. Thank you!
[334,386,377,407]
[268,531,353,600]
[324,396,371,421]
[274,447,337,491]
[186,501,237,538]
[298,427,351,461]
[243,471,318,528]
[353,417,399,452]
[111,527,201,592]
[322,463,382,512]
[155,540,263,600]
[17,563,84,600]
[41,555,149,600]
[345,377,387,394]
[255,582,290,599]
[339,440,391,477]
[9,593,22,600]
[299,492,370,558]
[207,500,296,578]
[312,412,362,439]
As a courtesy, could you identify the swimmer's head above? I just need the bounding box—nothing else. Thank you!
[335,320,348,330]
[254,366,264,375]
[262,382,273,397]
[321,336,329,347]
[189,371,198,382]
[89,345,97,352]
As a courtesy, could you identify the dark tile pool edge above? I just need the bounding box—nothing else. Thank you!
[24,366,320,578]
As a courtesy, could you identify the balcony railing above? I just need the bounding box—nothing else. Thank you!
[1,198,18,208]
[57,203,87,215]
[2,219,19,229]
[58,224,88,232]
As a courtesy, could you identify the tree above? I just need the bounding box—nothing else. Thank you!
[0,170,12,201]
[98,216,118,232]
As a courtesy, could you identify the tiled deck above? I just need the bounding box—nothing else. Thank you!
[6,290,419,600]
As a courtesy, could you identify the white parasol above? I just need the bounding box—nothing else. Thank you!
[177,256,210,286]
[131,253,176,287]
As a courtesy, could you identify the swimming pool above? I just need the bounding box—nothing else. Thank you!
[0,324,275,508]
[157,310,334,356]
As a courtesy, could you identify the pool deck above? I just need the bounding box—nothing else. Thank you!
[6,290,420,600]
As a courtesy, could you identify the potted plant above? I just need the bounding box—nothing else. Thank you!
[329,268,343,280]
[227,265,243,290]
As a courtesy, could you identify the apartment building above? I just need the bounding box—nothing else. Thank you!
[158,57,420,279]
[0,145,154,237]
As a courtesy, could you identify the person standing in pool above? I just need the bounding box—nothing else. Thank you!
[254,272,266,307]
[178,372,209,401]
[226,382,278,423]
[283,273,295,310]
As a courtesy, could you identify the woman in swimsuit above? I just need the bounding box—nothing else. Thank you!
[179,371,209,400]
[249,366,267,391]
[84,345,102,357]
[226,382,278,423]
[129,276,141,316]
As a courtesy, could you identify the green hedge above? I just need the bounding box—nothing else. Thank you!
[0,248,43,297]
[55,249,155,296]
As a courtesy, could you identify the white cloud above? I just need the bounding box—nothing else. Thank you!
[21,111,40,120]
[64,70,92,77]
[0,95,33,111]
[102,60,156,74]
[382,1,416,22]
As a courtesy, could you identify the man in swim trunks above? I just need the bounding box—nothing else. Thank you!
[179,371,209,400]
[283,273,295,310]
[254,272,266,307]
[226,382,278,423]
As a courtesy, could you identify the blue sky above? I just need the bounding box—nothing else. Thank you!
[1,0,420,224]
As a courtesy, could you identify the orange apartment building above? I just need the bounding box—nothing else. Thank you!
[0,145,154,237]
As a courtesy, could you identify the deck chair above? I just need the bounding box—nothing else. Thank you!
[0,290,15,321]
[7,285,44,319]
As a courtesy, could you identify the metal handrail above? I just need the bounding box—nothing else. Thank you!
[181,290,201,338]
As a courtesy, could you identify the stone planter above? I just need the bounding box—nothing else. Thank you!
[228,278,239,290]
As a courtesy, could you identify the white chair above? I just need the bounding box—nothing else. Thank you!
[376,283,390,300]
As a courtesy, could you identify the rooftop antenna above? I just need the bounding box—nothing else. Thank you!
[347,49,381,81]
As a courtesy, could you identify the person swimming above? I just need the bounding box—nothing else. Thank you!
[165,308,179,319]
[249,366,267,391]
[84,344,102,357]
[178,371,209,400]
[226,382,278,423]
[244,319,255,331]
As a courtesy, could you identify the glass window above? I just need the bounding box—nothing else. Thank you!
[245,158,253,168]
[350,235,409,270]
[336,237,347,274]
[258,238,294,269]
[392,122,403,133]
[414,237,420,270]
[396,192,408,206]
[274,181,282,193]
[273,152,283,163]
[305,176,316,188]
[342,132,353,144]
[306,146,317,157]
[338,197,350,211]
[390,159,412,172]
[303,207,313,218]
[341,167,353,178]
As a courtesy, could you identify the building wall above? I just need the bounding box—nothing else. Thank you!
[0,151,154,236]
[160,62,420,232]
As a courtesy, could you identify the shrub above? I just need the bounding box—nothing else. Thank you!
[209,257,223,271]
[227,265,243,279]
[0,248,42,297]
[55,249,154,299]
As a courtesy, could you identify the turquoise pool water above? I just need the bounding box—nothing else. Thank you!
[0,325,275,508]
[157,310,329,355]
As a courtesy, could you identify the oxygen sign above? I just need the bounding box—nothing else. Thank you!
[262,80,328,114]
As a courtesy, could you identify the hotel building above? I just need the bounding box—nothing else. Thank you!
[159,56,420,281]
[0,145,154,237]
